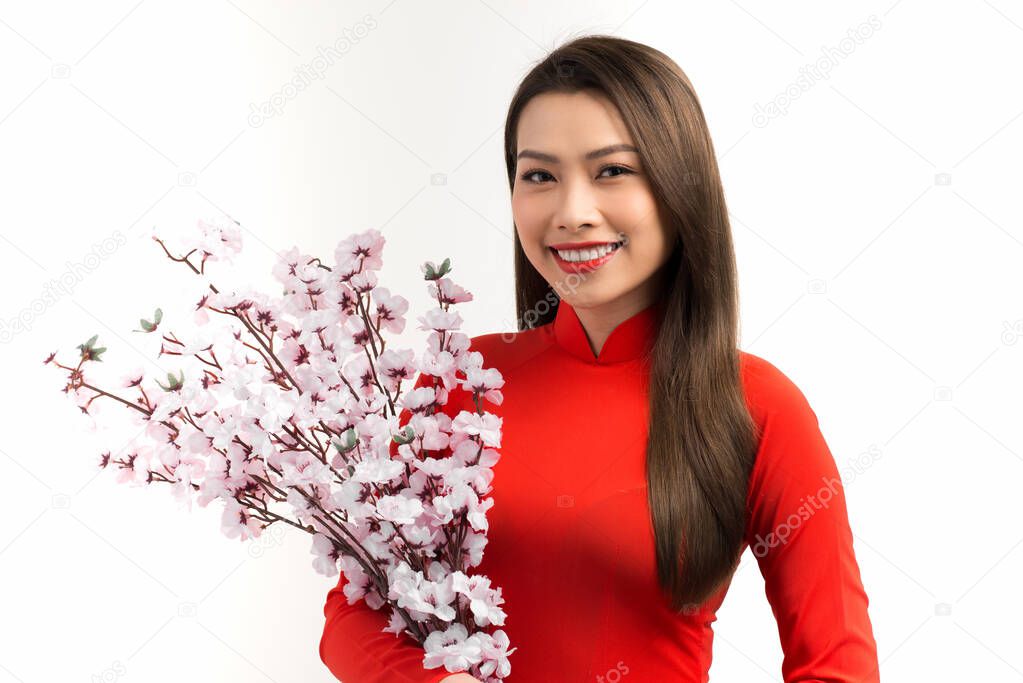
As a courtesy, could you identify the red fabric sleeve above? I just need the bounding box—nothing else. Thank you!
[744,360,881,683]
[319,573,453,683]
[318,371,462,683]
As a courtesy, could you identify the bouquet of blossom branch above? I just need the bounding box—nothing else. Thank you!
[45,218,515,681]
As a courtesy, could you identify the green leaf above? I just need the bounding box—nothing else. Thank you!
[77,335,105,361]
[391,424,417,445]
[135,307,163,333]
[155,369,184,391]
[332,427,358,453]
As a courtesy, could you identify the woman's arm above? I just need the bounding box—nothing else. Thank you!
[744,359,881,682]
[319,572,454,683]
[319,371,467,682]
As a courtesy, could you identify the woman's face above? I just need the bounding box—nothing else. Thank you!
[511,89,676,315]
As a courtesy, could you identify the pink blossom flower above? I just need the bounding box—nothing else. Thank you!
[418,308,463,334]
[476,630,515,679]
[451,571,506,627]
[376,494,424,526]
[194,217,242,265]
[370,287,409,335]
[451,411,502,448]
[461,366,505,406]
[281,453,332,488]
[422,623,483,673]
[334,229,384,275]
[310,532,339,576]
[53,222,512,678]
[220,498,261,541]
[338,555,372,603]
[387,562,456,622]
[375,348,416,393]
[352,456,404,485]
[119,366,145,389]
[428,277,474,306]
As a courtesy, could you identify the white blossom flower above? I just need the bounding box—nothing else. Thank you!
[418,308,463,334]
[371,287,409,335]
[247,386,297,433]
[53,222,512,678]
[462,366,505,406]
[452,411,502,448]
[353,456,403,485]
[220,498,261,541]
[422,622,483,672]
[310,533,339,576]
[476,630,515,679]
[451,571,506,627]
[335,229,384,275]
[338,555,372,603]
[376,494,424,526]
[427,277,473,306]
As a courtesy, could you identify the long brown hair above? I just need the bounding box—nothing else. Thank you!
[503,34,758,612]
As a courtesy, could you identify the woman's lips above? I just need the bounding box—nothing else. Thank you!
[549,243,623,274]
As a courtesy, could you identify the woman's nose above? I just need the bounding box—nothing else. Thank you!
[553,178,601,232]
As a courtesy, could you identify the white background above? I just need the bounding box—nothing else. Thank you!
[1,1,1021,681]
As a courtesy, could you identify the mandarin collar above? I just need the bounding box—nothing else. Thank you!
[552,297,666,365]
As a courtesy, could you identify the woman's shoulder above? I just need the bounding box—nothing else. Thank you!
[466,323,557,375]
[738,350,819,428]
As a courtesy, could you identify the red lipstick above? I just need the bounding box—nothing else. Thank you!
[547,239,625,274]
[547,240,621,250]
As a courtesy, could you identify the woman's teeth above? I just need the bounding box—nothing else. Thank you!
[552,240,624,262]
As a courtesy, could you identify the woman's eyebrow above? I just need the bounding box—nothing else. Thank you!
[516,143,639,163]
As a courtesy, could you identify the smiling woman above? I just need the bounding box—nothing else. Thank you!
[510,89,678,354]
[319,34,880,683]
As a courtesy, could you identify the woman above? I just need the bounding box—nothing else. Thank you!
[320,34,880,682]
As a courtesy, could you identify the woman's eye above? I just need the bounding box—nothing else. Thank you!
[599,164,634,178]
[519,165,635,184]
[521,169,553,183]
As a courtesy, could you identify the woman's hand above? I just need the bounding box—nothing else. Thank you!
[439,674,483,683]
